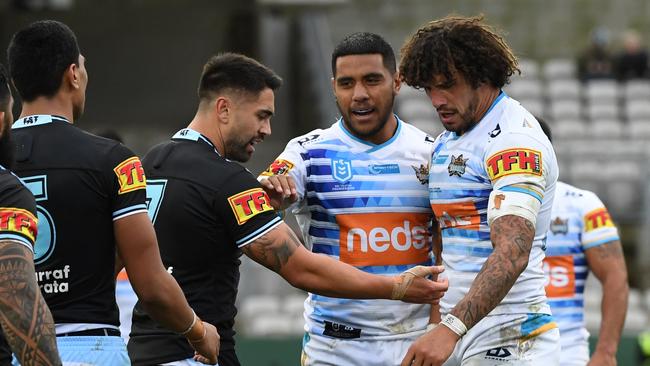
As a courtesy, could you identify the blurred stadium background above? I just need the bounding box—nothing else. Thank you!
[1,0,649,364]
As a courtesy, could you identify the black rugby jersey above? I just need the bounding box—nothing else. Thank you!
[0,164,38,363]
[11,114,148,327]
[128,128,281,366]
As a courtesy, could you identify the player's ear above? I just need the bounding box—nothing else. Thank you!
[393,71,402,94]
[214,96,231,124]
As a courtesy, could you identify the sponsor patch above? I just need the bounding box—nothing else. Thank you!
[543,255,575,298]
[430,201,480,230]
[337,212,431,266]
[323,321,361,339]
[114,157,146,194]
[0,207,38,244]
[550,216,568,235]
[368,163,400,175]
[584,207,614,232]
[486,148,542,181]
[228,188,274,225]
[447,154,469,177]
[331,158,353,183]
[260,159,295,177]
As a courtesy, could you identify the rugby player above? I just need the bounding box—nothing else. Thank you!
[399,16,560,365]
[0,63,61,365]
[539,119,628,366]
[8,20,219,365]
[258,32,443,365]
[127,52,447,366]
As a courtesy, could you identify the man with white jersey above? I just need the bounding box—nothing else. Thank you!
[538,119,628,366]
[259,32,445,365]
[398,16,561,365]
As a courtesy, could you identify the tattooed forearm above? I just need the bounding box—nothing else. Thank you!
[451,215,534,329]
[242,224,299,272]
[0,240,60,366]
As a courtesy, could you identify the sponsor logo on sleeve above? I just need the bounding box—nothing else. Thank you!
[486,148,542,181]
[584,207,614,232]
[228,188,274,225]
[260,159,294,177]
[0,207,38,244]
[543,255,575,298]
[114,157,147,194]
[337,212,431,266]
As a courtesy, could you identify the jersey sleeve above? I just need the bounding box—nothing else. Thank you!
[0,181,38,252]
[484,129,556,206]
[219,169,282,248]
[106,144,148,221]
[258,134,312,202]
[578,191,620,249]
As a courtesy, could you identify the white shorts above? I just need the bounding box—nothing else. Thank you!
[161,358,218,366]
[559,340,589,366]
[443,313,560,366]
[301,331,424,366]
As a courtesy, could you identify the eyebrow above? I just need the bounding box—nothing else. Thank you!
[258,109,273,118]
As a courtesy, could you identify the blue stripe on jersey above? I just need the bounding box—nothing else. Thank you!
[583,236,620,249]
[313,243,338,256]
[501,185,543,203]
[442,228,491,241]
[0,234,34,251]
[452,262,484,272]
[575,285,584,294]
[307,180,423,193]
[544,245,583,256]
[112,204,148,219]
[236,216,282,246]
[552,313,584,321]
[575,271,589,281]
[548,299,584,308]
[545,233,581,244]
[429,189,492,200]
[311,211,337,223]
[307,196,429,209]
[359,260,432,274]
[444,243,493,257]
[309,226,339,240]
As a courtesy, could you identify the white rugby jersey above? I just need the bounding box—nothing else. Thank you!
[544,181,619,347]
[429,92,559,317]
[259,117,435,339]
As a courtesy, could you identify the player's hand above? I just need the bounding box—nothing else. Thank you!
[401,324,458,366]
[189,321,220,365]
[391,265,448,304]
[587,350,617,366]
[259,175,298,210]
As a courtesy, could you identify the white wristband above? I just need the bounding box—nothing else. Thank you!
[440,314,467,338]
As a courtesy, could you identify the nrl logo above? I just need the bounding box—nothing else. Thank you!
[411,164,429,185]
[550,216,568,235]
[447,154,469,177]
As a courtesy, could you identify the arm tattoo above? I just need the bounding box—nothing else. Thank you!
[591,240,623,260]
[0,241,60,366]
[242,225,299,272]
[451,215,535,329]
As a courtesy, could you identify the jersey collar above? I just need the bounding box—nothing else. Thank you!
[172,128,221,156]
[12,115,71,129]
[337,114,402,152]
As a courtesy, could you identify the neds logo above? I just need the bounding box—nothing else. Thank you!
[337,212,431,266]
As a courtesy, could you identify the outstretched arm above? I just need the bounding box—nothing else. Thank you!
[242,223,447,303]
[585,240,628,366]
[0,240,61,366]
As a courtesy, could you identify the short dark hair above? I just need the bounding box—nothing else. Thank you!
[399,15,520,90]
[536,116,552,143]
[7,20,80,102]
[0,64,10,109]
[198,53,282,101]
[331,32,396,76]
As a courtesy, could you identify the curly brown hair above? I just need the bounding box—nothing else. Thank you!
[399,15,520,90]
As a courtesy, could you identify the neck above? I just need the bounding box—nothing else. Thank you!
[365,113,398,145]
[187,109,225,155]
[473,86,501,123]
[19,95,75,123]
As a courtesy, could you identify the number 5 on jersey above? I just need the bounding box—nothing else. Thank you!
[21,175,56,264]
[146,179,168,224]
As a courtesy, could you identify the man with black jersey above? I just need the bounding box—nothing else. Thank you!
[7,20,219,365]
[128,52,448,366]
[0,64,61,366]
